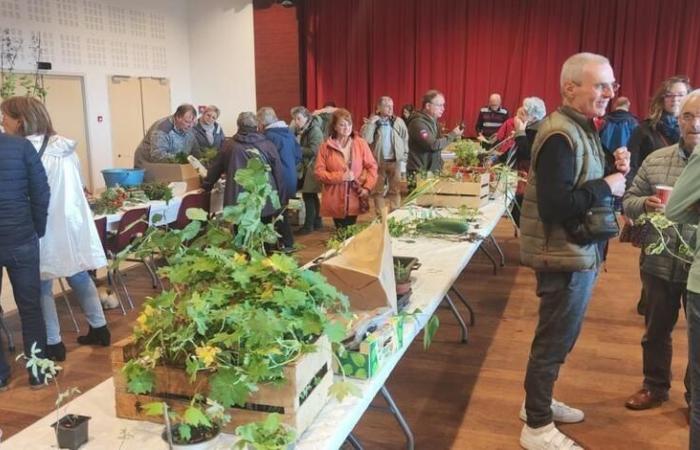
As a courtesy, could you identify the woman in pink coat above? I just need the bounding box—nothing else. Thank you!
[315,108,378,229]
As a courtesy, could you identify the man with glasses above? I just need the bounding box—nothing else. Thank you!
[666,89,700,447]
[406,89,463,184]
[519,53,629,449]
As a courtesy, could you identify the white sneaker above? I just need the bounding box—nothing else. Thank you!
[519,399,584,424]
[520,423,583,450]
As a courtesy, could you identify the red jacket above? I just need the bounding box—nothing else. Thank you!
[315,136,378,218]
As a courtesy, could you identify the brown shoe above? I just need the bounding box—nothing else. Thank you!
[625,388,669,410]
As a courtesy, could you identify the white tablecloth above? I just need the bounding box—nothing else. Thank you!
[3,194,511,450]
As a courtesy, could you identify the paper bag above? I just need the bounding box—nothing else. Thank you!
[320,218,397,313]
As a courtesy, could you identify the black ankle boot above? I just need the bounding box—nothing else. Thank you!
[77,325,111,346]
[45,342,66,362]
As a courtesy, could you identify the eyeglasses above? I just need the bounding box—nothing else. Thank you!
[593,82,620,93]
[665,93,687,99]
[681,112,700,123]
[430,102,445,108]
[573,81,620,94]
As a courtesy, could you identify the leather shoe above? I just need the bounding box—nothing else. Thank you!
[625,388,668,410]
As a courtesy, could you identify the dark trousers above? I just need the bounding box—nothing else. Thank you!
[688,291,700,449]
[333,216,357,229]
[512,193,523,227]
[275,209,294,248]
[0,236,47,381]
[302,193,322,230]
[524,270,598,428]
[640,272,690,401]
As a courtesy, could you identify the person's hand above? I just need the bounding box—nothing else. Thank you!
[451,125,464,136]
[514,115,527,132]
[614,146,631,175]
[343,170,355,181]
[367,115,379,124]
[644,195,664,212]
[477,133,487,143]
[604,172,626,197]
[359,188,370,199]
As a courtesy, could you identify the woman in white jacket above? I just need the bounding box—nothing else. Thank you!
[0,97,110,361]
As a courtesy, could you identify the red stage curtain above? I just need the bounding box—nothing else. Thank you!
[302,0,700,132]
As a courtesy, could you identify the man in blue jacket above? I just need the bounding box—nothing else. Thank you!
[0,130,51,390]
[257,107,302,252]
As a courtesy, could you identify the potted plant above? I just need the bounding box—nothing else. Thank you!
[115,158,352,437]
[17,343,87,450]
[234,413,295,450]
[143,398,229,450]
[394,259,412,296]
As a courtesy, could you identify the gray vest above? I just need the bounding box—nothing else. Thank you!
[520,107,606,272]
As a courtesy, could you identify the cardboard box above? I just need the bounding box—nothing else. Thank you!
[416,172,490,209]
[320,219,397,314]
[142,162,201,191]
[334,323,396,379]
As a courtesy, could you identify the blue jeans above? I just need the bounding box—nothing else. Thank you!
[0,236,46,381]
[687,290,700,449]
[40,271,107,345]
[524,270,598,428]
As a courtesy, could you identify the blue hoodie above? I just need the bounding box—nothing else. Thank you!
[264,121,302,202]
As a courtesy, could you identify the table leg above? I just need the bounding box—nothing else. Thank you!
[379,385,415,450]
[344,433,364,450]
[478,245,498,275]
[449,286,475,326]
[488,234,505,267]
[443,294,468,343]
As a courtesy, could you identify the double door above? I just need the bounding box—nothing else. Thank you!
[108,77,170,168]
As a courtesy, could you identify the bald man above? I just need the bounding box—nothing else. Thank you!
[476,93,509,143]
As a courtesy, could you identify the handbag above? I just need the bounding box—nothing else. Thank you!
[564,196,620,245]
[347,144,370,214]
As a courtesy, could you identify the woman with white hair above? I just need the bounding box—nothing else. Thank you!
[492,96,546,225]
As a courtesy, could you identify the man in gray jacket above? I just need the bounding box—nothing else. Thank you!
[664,89,700,445]
[622,116,694,412]
[133,104,200,168]
[360,96,408,213]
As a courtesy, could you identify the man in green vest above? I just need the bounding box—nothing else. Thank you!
[518,53,630,450]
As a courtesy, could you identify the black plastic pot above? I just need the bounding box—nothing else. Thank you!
[51,414,90,450]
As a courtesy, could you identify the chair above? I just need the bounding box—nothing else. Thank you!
[170,191,211,230]
[104,207,153,314]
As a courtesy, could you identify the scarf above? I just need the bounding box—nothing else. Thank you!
[200,121,215,145]
[656,112,680,144]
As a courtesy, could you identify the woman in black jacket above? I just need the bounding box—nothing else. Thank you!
[628,76,690,180]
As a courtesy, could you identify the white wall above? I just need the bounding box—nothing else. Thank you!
[0,0,256,314]
[0,0,195,190]
[188,0,257,134]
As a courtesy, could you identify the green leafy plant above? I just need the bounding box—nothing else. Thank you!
[326,223,369,250]
[451,139,483,168]
[91,186,149,214]
[141,181,173,202]
[144,397,229,446]
[199,147,220,167]
[635,212,696,264]
[120,158,352,442]
[393,260,411,283]
[16,343,82,446]
[234,413,295,450]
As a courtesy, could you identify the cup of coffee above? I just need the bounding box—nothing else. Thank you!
[655,185,673,205]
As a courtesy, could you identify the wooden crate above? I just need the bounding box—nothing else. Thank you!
[112,335,333,436]
[416,172,490,208]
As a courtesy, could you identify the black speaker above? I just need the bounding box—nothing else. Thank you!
[37,61,52,70]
